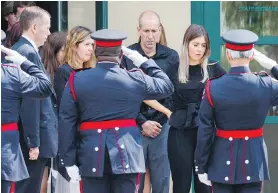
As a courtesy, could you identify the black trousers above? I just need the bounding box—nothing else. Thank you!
[82,146,140,193]
[168,128,211,193]
[212,182,262,193]
[1,180,11,193]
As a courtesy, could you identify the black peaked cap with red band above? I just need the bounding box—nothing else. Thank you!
[90,29,128,47]
[222,29,258,51]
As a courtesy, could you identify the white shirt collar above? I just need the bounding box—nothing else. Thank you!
[22,35,39,53]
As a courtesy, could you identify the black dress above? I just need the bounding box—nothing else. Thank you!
[168,62,225,193]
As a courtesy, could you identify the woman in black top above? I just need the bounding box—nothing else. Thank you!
[40,31,67,193]
[52,26,95,188]
[54,26,96,108]
[167,24,225,193]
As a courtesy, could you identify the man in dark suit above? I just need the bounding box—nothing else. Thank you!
[11,6,58,193]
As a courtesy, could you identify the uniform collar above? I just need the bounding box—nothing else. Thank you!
[228,66,251,74]
[96,61,119,69]
[22,35,39,53]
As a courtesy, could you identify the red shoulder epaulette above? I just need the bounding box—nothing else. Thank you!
[127,68,143,73]
[1,63,18,68]
[209,72,225,80]
[252,71,270,77]
[258,71,270,77]
[75,67,91,72]
[204,73,225,107]
[123,67,146,75]
[69,71,77,101]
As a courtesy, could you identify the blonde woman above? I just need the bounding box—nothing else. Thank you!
[54,26,95,108]
[167,24,225,193]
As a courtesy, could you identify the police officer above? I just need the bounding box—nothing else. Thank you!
[58,29,174,193]
[195,29,278,193]
[1,44,52,193]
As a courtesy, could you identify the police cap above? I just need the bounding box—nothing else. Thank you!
[222,29,258,51]
[1,30,6,42]
[91,29,127,47]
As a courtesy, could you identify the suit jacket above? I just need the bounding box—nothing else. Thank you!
[11,37,58,158]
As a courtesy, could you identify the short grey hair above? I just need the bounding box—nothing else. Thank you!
[226,48,254,60]
[20,6,50,31]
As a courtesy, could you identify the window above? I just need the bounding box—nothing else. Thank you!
[220,2,278,117]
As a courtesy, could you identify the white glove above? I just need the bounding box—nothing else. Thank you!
[198,173,212,186]
[1,45,27,66]
[65,165,81,182]
[122,46,148,68]
[253,49,277,70]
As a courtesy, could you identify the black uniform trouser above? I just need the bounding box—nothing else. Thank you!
[15,151,48,193]
[82,146,140,193]
[1,180,11,193]
[168,128,211,193]
[212,182,262,193]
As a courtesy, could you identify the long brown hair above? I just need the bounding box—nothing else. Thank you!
[179,24,211,83]
[63,26,96,69]
[159,24,167,46]
[5,22,22,48]
[41,32,67,82]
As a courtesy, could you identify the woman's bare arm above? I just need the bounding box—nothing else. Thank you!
[143,100,172,119]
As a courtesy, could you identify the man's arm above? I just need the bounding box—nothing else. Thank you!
[140,59,174,100]
[19,60,52,98]
[195,92,216,174]
[58,82,79,167]
[19,50,43,149]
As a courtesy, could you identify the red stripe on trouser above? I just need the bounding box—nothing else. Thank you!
[113,129,125,172]
[229,141,234,184]
[241,140,247,183]
[79,180,83,193]
[96,132,103,176]
[135,173,140,193]
[10,182,15,193]
[2,123,18,132]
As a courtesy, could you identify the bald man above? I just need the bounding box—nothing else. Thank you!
[121,10,179,193]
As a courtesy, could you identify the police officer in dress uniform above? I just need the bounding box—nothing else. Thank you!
[58,29,174,193]
[1,43,52,193]
[195,29,278,193]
